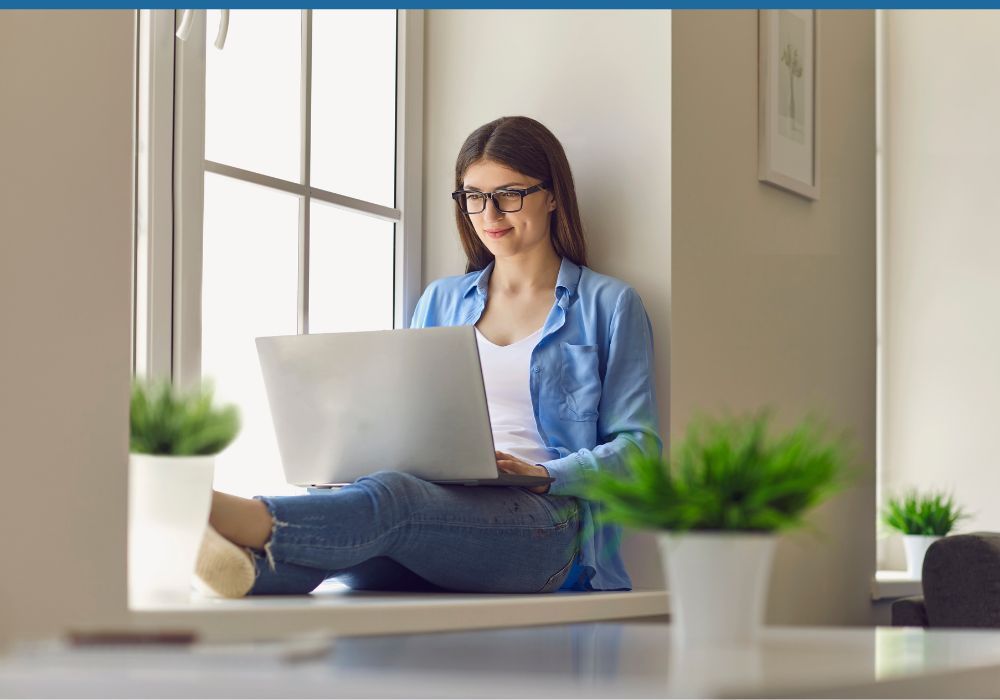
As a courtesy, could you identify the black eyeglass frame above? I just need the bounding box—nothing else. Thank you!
[451,181,551,215]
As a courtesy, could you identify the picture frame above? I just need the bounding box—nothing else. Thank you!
[758,9,820,200]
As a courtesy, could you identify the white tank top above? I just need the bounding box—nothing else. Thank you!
[474,326,554,465]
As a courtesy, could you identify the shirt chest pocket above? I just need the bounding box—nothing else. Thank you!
[559,343,602,422]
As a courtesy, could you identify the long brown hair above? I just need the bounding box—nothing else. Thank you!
[453,116,588,273]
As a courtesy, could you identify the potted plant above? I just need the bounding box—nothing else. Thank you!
[882,490,967,579]
[129,379,239,604]
[583,412,851,648]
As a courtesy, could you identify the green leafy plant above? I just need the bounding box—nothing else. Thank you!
[130,380,240,456]
[581,412,852,533]
[882,491,966,536]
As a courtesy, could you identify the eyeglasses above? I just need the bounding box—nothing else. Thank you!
[451,182,551,215]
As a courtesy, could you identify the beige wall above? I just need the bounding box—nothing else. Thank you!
[0,11,135,643]
[423,11,672,588]
[422,8,672,442]
[881,11,1000,568]
[423,10,671,589]
[673,11,876,625]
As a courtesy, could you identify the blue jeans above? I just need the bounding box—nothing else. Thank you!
[249,470,582,595]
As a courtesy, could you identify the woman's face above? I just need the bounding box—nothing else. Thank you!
[461,158,556,262]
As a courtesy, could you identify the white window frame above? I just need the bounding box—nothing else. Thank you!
[134,9,423,387]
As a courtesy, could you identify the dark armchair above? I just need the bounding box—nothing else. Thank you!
[892,532,1000,628]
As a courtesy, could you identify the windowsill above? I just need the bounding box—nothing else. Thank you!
[128,581,670,642]
[871,570,922,601]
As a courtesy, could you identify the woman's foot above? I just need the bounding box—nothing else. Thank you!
[194,523,256,598]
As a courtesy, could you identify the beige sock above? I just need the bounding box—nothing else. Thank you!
[194,523,256,599]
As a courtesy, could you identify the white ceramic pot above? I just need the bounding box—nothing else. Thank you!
[657,531,778,648]
[902,534,942,579]
[128,453,215,605]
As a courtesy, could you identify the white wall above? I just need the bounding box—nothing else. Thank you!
[422,11,671,588]
[0,11,135,644]
[422,8,672,443]
[673,11,876,625]
[881,11,1000,567]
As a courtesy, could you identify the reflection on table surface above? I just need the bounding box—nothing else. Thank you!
[326,623,1000,697]
[6,623,1000,698]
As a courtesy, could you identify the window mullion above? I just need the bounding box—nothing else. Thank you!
[135,10,177,383]
[204,160,307,197]
[204,159,400,222]
[298,9,313,336]
[172,9,207,391]
[308,187,400,222]
[396,10,423,329]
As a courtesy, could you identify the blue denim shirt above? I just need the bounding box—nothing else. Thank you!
[409,257,662,591]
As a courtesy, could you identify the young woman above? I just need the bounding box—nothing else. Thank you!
[196,116,661,598]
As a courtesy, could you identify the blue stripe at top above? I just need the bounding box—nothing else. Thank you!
[7,2,1000,10]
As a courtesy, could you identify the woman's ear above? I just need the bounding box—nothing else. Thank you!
[547,194,557,212]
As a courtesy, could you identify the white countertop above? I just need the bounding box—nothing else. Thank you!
[6,623,1000,698]
[871,570,923,600]
[129,581,670,640]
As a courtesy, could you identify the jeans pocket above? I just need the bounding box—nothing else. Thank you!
[528,493,579,527]
[535,553,577,594]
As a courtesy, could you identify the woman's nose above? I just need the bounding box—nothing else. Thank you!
[482,196,506,222]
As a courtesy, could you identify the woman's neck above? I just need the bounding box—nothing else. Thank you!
[489,248,562,296]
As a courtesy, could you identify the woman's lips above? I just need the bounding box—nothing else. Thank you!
[484,227,512,239]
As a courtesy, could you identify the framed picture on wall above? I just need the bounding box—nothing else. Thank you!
[758,9,820,200]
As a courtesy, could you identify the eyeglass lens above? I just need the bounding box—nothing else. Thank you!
[458,190,523,214]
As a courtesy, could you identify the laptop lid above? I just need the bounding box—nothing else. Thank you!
[255,327,501,487]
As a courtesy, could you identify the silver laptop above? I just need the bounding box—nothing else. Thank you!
[255,327,554,488]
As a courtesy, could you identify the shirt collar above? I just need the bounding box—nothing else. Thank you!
[464,261,494,299]
[554,257,582,301]
[464,258,582,302]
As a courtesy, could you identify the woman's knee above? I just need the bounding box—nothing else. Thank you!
[352,470,431,520]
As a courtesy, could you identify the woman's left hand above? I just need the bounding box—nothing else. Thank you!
[495,450,551,494]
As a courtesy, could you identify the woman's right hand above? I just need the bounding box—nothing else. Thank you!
[496,450,551,494]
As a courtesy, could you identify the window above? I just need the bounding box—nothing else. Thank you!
[134,10,423,498]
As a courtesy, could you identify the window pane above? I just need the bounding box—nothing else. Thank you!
[205,10,301,183]
[309,202,394,334]
[202,173,302,497]
[311,10,396,207]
